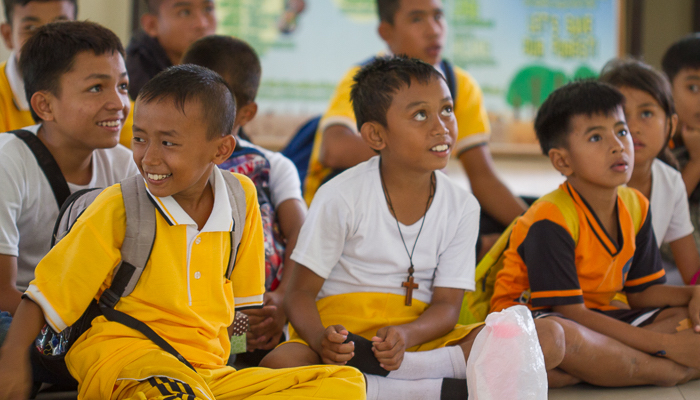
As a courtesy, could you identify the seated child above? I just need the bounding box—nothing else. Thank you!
[491,80,700,387]
[182,35,307,359]
[600,59,700,284]
[0,21,138,318]
[126,0,216,100]
[0,0,76,132]
[0,64,366,399]
[662,35,700,252]
[259,56,567,399]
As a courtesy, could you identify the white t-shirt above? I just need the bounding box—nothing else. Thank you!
[650,158,694,246]
[0,124,140,290]
[237,138,304,208]
[291,156,480,305]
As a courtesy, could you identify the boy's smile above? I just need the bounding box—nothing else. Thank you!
[42,51,129,151]
[618,86,671,166]
[132,98,224,203]
[379,0,446,66]
[376,77,456,173]
[671,68,700,129]
[0,1,75,62]
[555,107,633,195]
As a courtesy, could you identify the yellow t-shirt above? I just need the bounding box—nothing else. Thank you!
[303,59,491,205]
[0,61,34,133]
[25,169,265,382]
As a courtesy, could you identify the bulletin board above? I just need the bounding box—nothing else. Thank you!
[216,0,622,152]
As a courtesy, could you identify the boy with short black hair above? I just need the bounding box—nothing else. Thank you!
[183,35,307,359]
[305,0,526,256]
[0,0,77,132]
[260,56,566,399]
[0,20,137,317]
[490,80,700,387]
[0,64,365,399]
[126,0,216,100]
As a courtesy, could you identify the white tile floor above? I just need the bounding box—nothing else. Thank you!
[454,153,700,398]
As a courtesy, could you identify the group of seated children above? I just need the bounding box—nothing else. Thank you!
[3,0,700,398]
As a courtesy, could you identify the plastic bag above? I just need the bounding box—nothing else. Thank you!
[466,305,547,400]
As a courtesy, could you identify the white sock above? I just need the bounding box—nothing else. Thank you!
[365,374,443,400]
[387,346,466,380]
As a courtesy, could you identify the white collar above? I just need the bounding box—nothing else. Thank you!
[145,167,234,232]
[5,52,29,111]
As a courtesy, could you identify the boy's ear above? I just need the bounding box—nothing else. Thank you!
[235,102,258,128]
[213,134,236,164]
[141,13,159,38]
[669,113,679,141]
[548,147,573,177]
[360,121,386,152]
[30,91,55,122]
[378,21,394,45]
[0,23,12,50]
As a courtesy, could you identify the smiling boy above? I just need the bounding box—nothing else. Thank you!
[126,0,216,100]
[490,80,700,387]
[0,64,365,399]
[304,0,526,253]
[260,56,566,400]
[0,0,76,132]
[0,21,137,318]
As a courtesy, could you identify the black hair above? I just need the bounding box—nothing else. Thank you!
[377,0,400,24]
[350,55,444,131]
[534,80,625,155]
[662,33,700,83]
[182,35,261,109]
[3,0,77,25]
[138,64,236,140]
[600,58,679,169]
[19,20,124,122]
[145,0,162,14]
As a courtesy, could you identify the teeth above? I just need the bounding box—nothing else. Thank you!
[98,120,121,127]
[147,173,171,181]
[431,144,449,152]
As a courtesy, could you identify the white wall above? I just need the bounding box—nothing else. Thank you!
[0,0,131,62]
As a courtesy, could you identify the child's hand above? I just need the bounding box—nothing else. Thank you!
[371,325,407,371]
[0,348,32,399]
[242,291,287,351]
[682,125,700,160]
[320,325,354,365]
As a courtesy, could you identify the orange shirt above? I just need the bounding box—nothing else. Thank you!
[491,182,666,312]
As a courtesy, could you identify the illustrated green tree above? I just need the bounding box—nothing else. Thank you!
[506,65,567,120]
[573,65,597,80]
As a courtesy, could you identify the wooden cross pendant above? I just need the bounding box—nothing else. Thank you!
[402,276,419,306]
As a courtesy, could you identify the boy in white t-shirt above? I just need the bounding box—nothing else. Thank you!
[0,21,137,318]
[259,56,567,400]
[182,35,307,357]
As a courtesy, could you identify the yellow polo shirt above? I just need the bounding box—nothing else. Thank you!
[26,168,265,386]
[303,60,491,205]
[0,61,34,133]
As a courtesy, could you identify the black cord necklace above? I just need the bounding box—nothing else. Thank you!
[379,158,436,306]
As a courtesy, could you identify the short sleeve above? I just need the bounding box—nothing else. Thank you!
[453,67,491,155]
[665,172,694,242]
[0,147,24,257]
[230,174,266,309]
[624,212,667,293]
[519,218,583,308]
[290,184,349,279]
[318,67,361,134]
[24,185,126,332]
[267,151,305,209]
[433,194,480,291]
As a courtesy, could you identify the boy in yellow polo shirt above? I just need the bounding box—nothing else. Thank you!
[0,0,76,132]
[0,65,365,399]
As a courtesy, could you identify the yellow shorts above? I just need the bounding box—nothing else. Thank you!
[287,292,484,352]
[103,347,366,400]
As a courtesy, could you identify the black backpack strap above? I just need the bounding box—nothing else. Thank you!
[9,129,70,208]
[441,59,458,106]
[99,305,196,372]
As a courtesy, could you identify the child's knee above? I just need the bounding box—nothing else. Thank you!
[534,318,565,369]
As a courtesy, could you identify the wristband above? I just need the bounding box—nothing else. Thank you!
[690,270,700,285]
